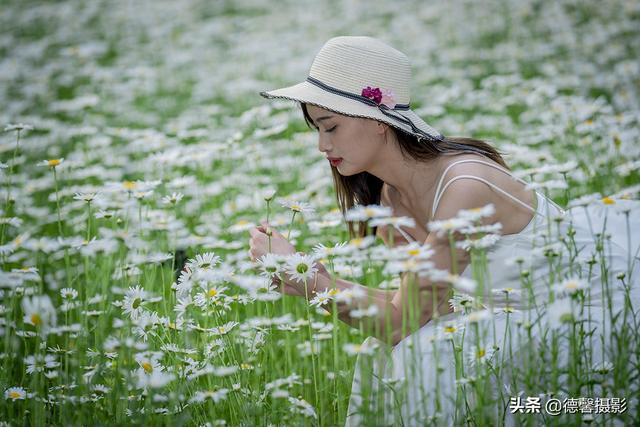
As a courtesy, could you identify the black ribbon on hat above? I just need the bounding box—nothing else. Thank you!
[306,76,445,142]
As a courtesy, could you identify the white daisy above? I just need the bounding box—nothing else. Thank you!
[186,252,220,270]
[173,296,193,318]
[73,192,100,203]
[553,277,589,296]
[288,396,317,419]
[4,386,27,400]
[284,253,318,284]
[189,389,229,404]
[334,287,366,305]
[135,367,175,390]
[256,253,284,277]
[262,188,276,201]
[349,304,379,319]
[309,289,334,308]
[466,345,497,367]
[94,209,116,219]
[343,340,380,356]
[449,292,475,314]
[161,192,184,205]
[22,295,57,333]
[383,258,433,274]
[37,158,65,168]
[456,234,501,251]
[4,123,34,132]
[592,360,614,375]
[132,311,161,341]
[389,241,434,260]
[312,242,347,259]
[60,288,78,300]
[439,321,465,340]
[24,354,59,374]
[428,217,472,236]
[369,216,416,228]
[209,321,239,336]
[345,204,393,222]
[121,285,149,319]
[344,235,377,251]
[456,204,496,222]
[279,199,315,214]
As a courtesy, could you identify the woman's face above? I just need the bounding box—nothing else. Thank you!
[305,104,385,176]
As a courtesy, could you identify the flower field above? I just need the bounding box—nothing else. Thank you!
[1,0,639,425]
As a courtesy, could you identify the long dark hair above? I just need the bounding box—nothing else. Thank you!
[301,103,508,239]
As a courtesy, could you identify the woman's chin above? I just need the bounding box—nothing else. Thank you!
[336,164,362,177]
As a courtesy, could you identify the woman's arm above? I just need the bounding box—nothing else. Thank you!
[282,177,491,346]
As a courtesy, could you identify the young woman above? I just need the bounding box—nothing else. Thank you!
[249,36,640,425]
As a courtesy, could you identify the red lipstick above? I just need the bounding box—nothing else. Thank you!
[328,157,342,166]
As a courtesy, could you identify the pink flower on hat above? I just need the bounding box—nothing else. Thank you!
[361,86,396,108]
[361,86,382,104]
[380,89,396,109]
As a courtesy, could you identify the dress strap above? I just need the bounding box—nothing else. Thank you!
[432,175,542,219]
[431,158,549,218]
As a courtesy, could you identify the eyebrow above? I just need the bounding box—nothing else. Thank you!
[314,115,335,123]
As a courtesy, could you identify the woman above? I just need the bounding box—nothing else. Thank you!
[249,36,639,426]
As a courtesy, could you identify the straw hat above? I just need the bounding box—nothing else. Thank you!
[260,36,444,142]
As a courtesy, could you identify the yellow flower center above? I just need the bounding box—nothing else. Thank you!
[328,288,339,296]
[584,119,593,125]
[602,197,615,205]
[444,326,456,333]
[477,348,486,358]
[142,362,153,373]
[9,391,22,399]
[407,249,420,256]
[208,288,218,298]
[123,181,136,190]
[236,219,249,225]
[31,313,42,326]
[47,159,61,167]
[565,281,578,289]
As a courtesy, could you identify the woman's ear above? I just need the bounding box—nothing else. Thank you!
[376,121,389,135]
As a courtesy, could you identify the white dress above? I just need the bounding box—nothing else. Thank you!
[345,159,640,426]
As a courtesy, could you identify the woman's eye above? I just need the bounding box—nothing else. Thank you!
[325,125,337,133]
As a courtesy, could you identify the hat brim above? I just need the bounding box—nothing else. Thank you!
[260,81,442,141]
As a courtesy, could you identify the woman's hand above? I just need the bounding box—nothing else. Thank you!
[248,221,303,297]
[248,221,296,260]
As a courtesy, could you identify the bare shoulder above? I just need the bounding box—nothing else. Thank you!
[432,153,509,218]
[432,170,496,221]
[438,153,508,184]
[433,152,536,234]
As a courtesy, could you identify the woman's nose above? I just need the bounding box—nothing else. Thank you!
[317,135,332,153]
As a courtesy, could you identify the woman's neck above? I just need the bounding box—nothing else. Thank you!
[368,142,443,211]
